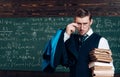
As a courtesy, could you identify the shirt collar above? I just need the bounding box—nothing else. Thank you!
[86,28,93,36]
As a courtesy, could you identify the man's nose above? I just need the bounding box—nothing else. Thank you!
[80,24,84,30]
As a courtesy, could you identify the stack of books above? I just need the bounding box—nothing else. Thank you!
[89,48,114,77]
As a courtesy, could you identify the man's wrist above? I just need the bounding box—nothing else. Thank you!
[64,32,70,42]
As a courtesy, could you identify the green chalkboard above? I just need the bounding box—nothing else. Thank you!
[0,17,119,74]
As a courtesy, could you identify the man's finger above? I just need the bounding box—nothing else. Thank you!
[72,23,79,28]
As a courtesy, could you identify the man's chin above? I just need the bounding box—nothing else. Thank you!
[79,32,85,35]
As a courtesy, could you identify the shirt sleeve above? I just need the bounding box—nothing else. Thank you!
[98,37,115,73]
[64,32,70,42]
[98,37,110,49]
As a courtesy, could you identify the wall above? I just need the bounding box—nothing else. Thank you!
[0,0,120,77]
[0,0,120,17]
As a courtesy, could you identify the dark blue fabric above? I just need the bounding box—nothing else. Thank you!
[65,33,101,77]
[42,28,79,73]
[42,29,62,72]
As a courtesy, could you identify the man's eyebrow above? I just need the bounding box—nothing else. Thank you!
[77,22,87,24]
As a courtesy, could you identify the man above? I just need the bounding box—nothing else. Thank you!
[63,8,114,77]
[42,8,114,77]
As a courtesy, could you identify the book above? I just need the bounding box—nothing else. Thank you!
[92,70,114,76]
[90,54,111,58]
[89,62,112,68]
[90,48,112,55]
[91,66,113,71]
[89,48,114,77]
[91,58,112,63]
[89,48,113,63]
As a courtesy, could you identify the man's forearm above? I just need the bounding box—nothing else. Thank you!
[64,32,70,42]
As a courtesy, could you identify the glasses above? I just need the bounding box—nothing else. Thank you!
[76,22,88,28]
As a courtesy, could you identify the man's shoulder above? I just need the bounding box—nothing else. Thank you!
[92,33,102,38]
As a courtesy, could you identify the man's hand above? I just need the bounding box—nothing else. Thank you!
[66,23,78,35]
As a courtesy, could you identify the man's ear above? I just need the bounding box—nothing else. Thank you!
[90,19,93,25]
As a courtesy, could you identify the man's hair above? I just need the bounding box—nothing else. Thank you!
[74,8,92,20]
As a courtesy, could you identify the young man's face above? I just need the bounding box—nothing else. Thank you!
[74,16,93,35]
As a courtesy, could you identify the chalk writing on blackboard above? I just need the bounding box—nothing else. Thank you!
[0,17,119,73]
